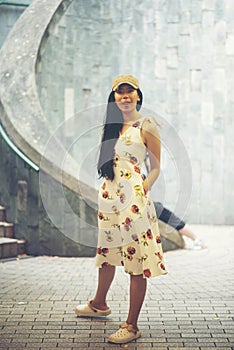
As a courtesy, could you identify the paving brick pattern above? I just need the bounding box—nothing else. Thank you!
[0,225,234,349]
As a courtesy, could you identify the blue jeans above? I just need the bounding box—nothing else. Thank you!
[154,202,185,230]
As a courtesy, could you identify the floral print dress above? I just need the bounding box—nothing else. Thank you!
[96,116,167,278]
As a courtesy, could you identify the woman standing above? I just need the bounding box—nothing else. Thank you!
[75,75,167,344]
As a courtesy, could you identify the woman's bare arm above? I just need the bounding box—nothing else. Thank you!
[141,119,161,193]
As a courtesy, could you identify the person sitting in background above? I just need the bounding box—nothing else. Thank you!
[154,202,206,250]
[143,155,206,250]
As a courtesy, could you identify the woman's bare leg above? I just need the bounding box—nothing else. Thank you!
[179,224,206,249]
[91,264,116,310]
[178,224,196,240]
[126,274,147,329]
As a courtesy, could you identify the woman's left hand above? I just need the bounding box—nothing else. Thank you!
[142,178,149,195]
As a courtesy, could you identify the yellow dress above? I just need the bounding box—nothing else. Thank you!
[96,117,167,278]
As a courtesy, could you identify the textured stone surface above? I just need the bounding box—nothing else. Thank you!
[0,225,233,349]
[34,0,234,224]
[0,1,32,49]
[0,136,96,257]
[0,0,100,256]
[0,0,233,252]
[0,0,96,205]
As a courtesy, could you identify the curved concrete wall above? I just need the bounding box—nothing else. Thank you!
[0,0,98,256]
[36,0,234,224]
[0,0,96,204]
[0,0,185,256]
[1,0,233,249]
[0,1,31,49]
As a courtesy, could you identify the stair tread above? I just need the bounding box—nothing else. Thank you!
[0,237,18,244]
[0,221,14,226]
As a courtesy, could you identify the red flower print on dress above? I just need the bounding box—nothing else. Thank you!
[130,156,138,164]
[102,248,109,254]
[124,224,130,231]
[127,246,136,255]
[131,234,139,242]
[97,247,109,257]
[146,229,153,239]
[125,217,131,224]
[101,262,109,268]
[102,182,106,190]
[123,217,132,231]
[102,191,109,199]
[156,252,163,260]
[134,166,141,173]
[160,263,166,270]
[156,235,161,244]
[132,121,140,128]
[143,269,151,278]
[131,204,140,213]
[120,193,126,203]
[97,247,102,255]
[98,212,104,220]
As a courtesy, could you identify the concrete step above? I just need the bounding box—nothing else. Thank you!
[0,237,26,259]
[17,239,26,255]
[0,204,26,259]
[0,222,14,238]
[0,237,18,259]
[0,205,6,221]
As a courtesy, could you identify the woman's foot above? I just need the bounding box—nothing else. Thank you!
[107,322,141,344]
[90,300,109,311]
[74,300,111,317]
[192,238,207,250]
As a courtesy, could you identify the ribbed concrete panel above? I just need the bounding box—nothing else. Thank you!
[35,0,234,224]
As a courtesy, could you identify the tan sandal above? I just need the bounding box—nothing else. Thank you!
[107,322,141,344]
[74,301,111,317]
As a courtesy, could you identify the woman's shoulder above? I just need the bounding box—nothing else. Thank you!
[141,115,160,134]
[142,114,160,124]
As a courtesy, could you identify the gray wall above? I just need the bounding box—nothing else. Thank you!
[0,0,187,256]
[0,0,97,256]
[0,1,31,49]
[0,125,97,256]
[36,0,234,224]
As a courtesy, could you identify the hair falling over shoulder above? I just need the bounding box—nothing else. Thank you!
[97,92,122,180]
[97,89,143,180]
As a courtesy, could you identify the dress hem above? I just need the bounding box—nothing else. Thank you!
[95,261,168,279]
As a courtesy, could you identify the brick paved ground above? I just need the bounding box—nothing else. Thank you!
[0,225,234,350]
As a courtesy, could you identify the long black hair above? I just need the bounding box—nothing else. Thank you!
[97,89,143,180]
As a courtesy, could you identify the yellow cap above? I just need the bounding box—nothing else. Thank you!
[112,74,140,91]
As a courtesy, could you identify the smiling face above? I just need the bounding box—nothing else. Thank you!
[114,84,140,114]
